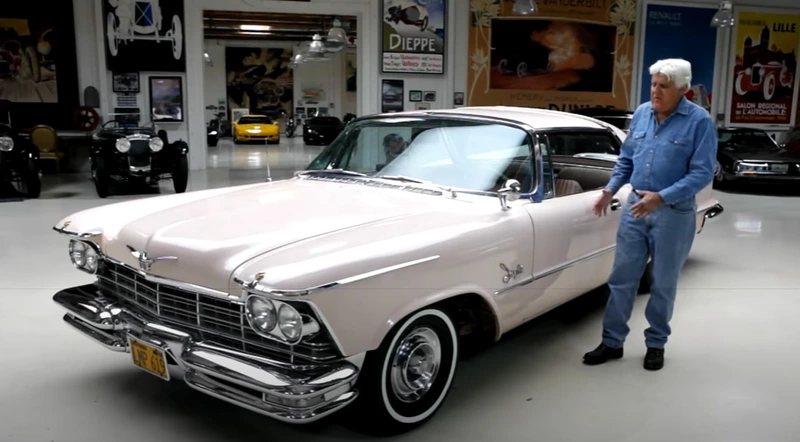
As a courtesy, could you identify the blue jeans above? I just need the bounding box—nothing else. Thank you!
[602,192,697,349]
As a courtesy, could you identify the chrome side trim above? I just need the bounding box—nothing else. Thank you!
[533,244,616,281]
[236,255,441,297]
[52,226,102,239]
[494,275,535,296]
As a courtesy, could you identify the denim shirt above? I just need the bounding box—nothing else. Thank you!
[605,97,718,205]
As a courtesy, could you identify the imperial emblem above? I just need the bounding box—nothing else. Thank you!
[127,245,177,271]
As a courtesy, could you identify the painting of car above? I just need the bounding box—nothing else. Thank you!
[50,107,723,435]
[90,120,189,198]
[232,114,280,144]
[386,4,428,31]
[0,121,40,198]
[714,127,800,189]
[106,0,183,61]
[733,61,793,101]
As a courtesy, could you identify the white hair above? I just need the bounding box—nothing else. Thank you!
[649,58,692,90]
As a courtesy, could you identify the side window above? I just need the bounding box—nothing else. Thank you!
[536,135,555,199]
[548,132,620,157]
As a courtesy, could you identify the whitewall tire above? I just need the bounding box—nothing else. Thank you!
[347,307,459,435]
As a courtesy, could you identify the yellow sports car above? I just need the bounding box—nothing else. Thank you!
[232,114,280,144]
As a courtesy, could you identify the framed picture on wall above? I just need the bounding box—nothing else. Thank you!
[409,90,422,102]
[112,72,140,93]
[454,92,464,106]
[382,79,404,113]
[149,76,183,122]
[424,91,436,102]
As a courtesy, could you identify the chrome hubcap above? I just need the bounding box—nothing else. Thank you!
[390,327,441,403]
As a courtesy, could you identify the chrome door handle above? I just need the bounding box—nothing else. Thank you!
[610,198,621,210]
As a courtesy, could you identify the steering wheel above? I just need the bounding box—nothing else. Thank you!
[74,106,100,131]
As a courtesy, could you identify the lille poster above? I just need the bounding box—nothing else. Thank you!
[728,11,800,126]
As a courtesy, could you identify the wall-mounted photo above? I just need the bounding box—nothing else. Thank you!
[489,18,616,93]
[226,47,294,120]
[423,91,436,101]
[381,79,404,113]
[409,90,422,102]
[149,76,183,122]
[112,72,140,93]
[103,0,186,72]
[453,91,464,106]
[415,102,430,110]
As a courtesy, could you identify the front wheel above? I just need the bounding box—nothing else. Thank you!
[93,157,109,198]
[347,308,458,436]
[173,155,188,193]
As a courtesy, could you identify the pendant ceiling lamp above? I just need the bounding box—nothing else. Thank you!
[710,1,734,28]
[327,19,347,43]
[512,0,538,15]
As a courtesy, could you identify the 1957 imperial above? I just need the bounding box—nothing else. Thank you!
[52,107,723,435]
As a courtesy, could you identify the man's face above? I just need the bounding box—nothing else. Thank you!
[650,73,686,114]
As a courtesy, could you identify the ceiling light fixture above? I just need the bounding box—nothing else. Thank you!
[710,0,734,28]
[308,34,326,53]
[239,24,272,31]
[327,18,347,43]
[512,0,538,15]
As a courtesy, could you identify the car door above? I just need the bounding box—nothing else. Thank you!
[519,131,629,321]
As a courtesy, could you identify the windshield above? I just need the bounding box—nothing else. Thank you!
[306,117,534,192]
[238,116,272,124]
[718,130,778,149]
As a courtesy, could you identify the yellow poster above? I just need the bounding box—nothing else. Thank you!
[728,12,800,126]
[467,0,636,111]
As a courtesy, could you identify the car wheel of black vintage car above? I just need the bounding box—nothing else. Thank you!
[0,123,42,199]
[89,121,190,197]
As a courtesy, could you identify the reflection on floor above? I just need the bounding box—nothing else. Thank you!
[4,145,800,441]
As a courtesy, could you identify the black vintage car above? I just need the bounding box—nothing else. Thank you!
[714,127,800,189]
[0,122,40,198]
[303,116,345,145]
[90,120,189,198]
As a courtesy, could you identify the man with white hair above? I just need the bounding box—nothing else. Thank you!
[583,58,718,370]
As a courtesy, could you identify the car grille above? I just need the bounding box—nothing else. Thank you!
[96,261,341,364]
[128,140,151,168]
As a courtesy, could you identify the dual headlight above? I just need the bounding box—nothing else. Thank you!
[0,136,13,152]
[69,240,102,274]
[245,294,307,344]
[115,138,164,153]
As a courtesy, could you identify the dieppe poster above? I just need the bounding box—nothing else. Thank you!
[728,11,800,126]
[382,0,446,74]
[640,4,718,112]
[467,0,637,111]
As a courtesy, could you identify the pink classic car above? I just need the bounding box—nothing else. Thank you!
[52,107,723,435]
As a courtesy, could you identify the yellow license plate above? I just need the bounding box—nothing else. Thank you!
[129,336,170,381]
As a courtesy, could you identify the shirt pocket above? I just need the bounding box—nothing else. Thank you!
[664,136,693,162]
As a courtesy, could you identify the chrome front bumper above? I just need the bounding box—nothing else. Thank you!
[53,284,361,423]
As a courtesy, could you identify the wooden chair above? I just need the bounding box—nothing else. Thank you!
[30,125,63,173]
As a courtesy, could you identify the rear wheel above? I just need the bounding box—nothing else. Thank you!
[173,156,188,193]
[347,308,458,436]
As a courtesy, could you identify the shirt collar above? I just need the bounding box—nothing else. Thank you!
[650,96,691,117]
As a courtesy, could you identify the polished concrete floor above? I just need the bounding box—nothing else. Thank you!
[3,138,800,441]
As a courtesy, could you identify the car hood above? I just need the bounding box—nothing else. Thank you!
[720,145,800,162]
[54,178,472,294]
[237,124,277,132]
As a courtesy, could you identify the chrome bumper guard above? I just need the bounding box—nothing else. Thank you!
[53,284,360,423]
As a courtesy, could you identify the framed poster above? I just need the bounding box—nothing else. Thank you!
[382,0,446,74]
[409,90,422,101]
[638,3,719,114]
[103,0,186,72]
[382,79,404,113]
[725,10,800,128]
[149,76,183,122]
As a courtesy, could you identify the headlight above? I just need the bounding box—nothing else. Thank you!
[116,138,130,153]
[245,295,277,333]
[0,136,13,152]
[69,240,102,274]
[244,294,305,344]
[735,162,768,172]
[149,138,164,152]
[278,304,302,341]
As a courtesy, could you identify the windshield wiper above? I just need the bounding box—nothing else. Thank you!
[296,169,367,177]
[375,175,457,197]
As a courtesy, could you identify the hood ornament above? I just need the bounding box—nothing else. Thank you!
[127,245,177,272]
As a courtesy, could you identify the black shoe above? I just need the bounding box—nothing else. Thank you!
[583,343,623,365]
[644,347,665,371]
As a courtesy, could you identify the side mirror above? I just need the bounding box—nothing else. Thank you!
[498,179,522,210]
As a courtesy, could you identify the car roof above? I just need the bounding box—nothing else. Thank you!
[376,106,611,130]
